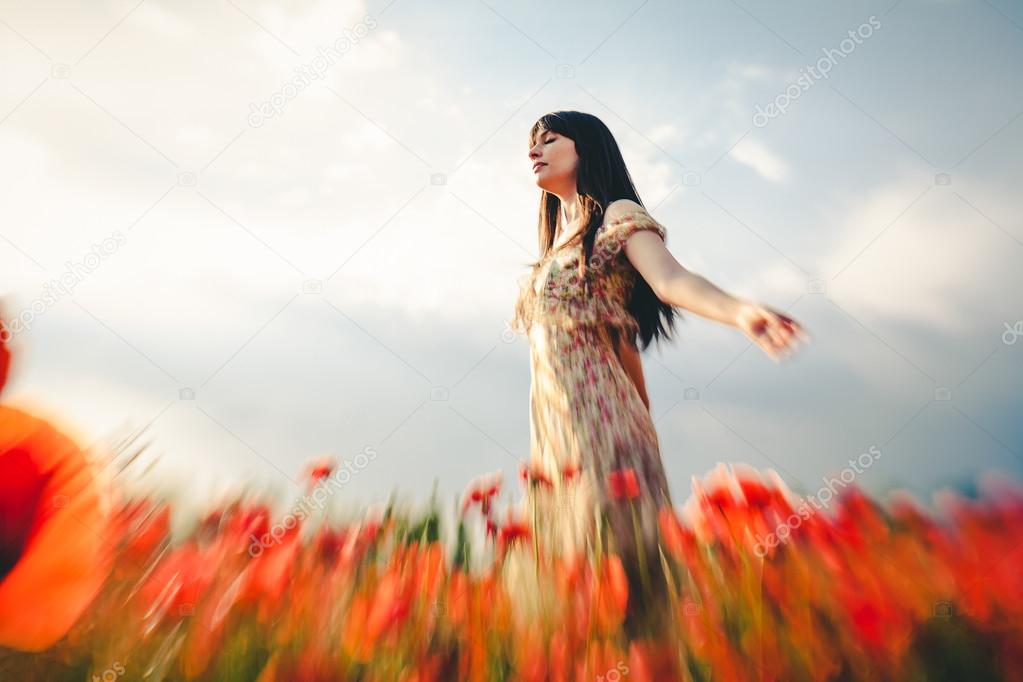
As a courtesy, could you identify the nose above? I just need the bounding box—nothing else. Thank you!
[529,145,541,160]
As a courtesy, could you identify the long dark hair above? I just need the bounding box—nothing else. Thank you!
[524,110,681,351]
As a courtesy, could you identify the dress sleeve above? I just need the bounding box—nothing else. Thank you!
[598,209,667,256]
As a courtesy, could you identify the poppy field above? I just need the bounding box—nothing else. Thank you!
[3,330,1023,681]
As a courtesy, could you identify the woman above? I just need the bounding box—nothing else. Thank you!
[510,111,808,638]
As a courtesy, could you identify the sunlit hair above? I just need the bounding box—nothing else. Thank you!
[522,110,681,351]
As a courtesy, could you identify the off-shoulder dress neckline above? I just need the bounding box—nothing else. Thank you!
[541,208,652,262]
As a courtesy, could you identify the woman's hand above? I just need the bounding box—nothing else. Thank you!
[733,300,810,364]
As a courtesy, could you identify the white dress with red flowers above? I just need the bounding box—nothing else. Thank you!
[509,209,676,626]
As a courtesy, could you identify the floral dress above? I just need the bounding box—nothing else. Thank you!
[509,208,676,633]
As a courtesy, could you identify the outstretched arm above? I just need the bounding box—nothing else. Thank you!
[606,203,810,363]
[624,230,743,325]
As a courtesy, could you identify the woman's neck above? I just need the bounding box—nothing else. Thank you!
[560,193,581,225]
[556,194,583,247]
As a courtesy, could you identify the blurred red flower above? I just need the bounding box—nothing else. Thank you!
[519,462,553,490]
[497,516,531,556]
[607,468,640,500]
[304,456,335,485]
[0,406,112,651]
[461,471,503,516]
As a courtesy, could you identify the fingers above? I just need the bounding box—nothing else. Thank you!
[762,312,808,361]
[775,317,801,355]
[770,310,812,349]
[755,310,786,354]
[743,303,811,363]
[777,313,811,344]
[765,316,788,352]
[760,337,781,364]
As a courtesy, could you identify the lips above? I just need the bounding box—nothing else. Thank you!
[533,163,546,172]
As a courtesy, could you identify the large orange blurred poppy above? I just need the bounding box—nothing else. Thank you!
[0,404,111,651]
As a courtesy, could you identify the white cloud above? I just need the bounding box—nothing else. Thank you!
[821,179,1021,335]
[729,137,790,182]
[726,62,775,82]
[648,123,682,145]
[134,3,199,41]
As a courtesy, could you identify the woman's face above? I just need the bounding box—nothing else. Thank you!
[528,128,578,195]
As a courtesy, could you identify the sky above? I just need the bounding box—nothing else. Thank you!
[1,0,1021,529]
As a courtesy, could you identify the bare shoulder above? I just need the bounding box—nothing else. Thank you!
[598,199,667,247]
[602,199,648,224]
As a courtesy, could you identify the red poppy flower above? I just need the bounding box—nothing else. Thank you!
[519,462,553,490]
[304,456,335,485]
[139,541,218,619]
[115,500,171,570]
[561,461,581,482]
[0,406,112,651]
[594,554,629,631]
[238,524,302,609]
[461,471,503,516]
[607,468,640,500]
[497,516,531,556]
[737,476,773,509]
[314,526,349,563]
[367,568,414,640]
[658,507,695,562]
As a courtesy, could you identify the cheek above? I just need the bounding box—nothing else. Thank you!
[554,151,576,172]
